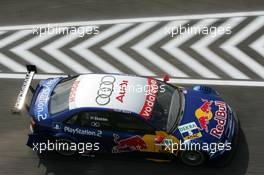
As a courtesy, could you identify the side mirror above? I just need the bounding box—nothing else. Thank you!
[155,135,165,144]
[163,74,170,83]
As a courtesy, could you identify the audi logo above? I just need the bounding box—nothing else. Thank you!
[95,76,116,105]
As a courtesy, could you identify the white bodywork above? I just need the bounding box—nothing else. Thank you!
[68,74,158,118]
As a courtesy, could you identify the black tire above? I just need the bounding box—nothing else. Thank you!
[56,139,76,156]
[180,150,206,166]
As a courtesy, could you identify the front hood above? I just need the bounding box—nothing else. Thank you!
[30,77,62,122]
[174,88,231,144]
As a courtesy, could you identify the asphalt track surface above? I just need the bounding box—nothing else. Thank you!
[0,0,264,25]
[0,0,264,175]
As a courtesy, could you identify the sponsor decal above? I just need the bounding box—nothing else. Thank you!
[178,122,202,141]
[64,126,102,137]
[184,133,202,141]
[155,138,173,146]
[95,76,116,105]
[155,138,174,153]
[35,78,61,121]
[89,116,108,122]
[195,99,214,132]
[90,121,100,128]
[14,71,34,110]
[139,78,158,119]
[178,122,197,133]
[52,122,61,130]
[210,101,227,139]
[116,80,128,103]
[69,80,80,103]
[112,134,147,153]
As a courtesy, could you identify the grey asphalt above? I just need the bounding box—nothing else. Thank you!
[0,0,264,25]
[0,0,264,175]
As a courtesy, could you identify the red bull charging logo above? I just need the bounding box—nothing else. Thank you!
[112,134,147,153]
[195,99,213,132]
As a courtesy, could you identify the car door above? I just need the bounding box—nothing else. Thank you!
[62,110,113,153]
[105,111,159,156]
[107,111,179,159]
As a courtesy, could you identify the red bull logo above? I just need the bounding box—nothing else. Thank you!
[112,134,147,153]
[195,99,213,132]
[210,101,227,139]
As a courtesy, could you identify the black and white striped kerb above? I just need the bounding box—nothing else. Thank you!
[0,13,263,80]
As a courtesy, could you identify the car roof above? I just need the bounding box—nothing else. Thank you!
[69,74,159,118]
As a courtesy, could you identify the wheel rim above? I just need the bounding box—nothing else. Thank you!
[181,151,204,166]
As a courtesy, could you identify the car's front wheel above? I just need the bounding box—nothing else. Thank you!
[180,150,206,166]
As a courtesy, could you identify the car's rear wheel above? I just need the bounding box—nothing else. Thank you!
[180,150,206,166]
[56,139,76,156]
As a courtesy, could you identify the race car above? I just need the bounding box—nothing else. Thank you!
[13,65,239,166]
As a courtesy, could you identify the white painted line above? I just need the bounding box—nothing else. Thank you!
[1,73,264,87]
[221,16,264,78]
[164,78,264,87]
[162,19,220,79]
[0,30,32,48]
[0,30,33,72]
[191,17,249,79]
[42,30,91,73]
[165,78,264,87]
[71,25,127,73]
[0,54,26,72]
[132,20,189,77]
[0,73,67,79]
[10,32,63,73]
[102,23,157,76]
[0,31,6,35]
[250,34,264,58]
[1,11,264,31]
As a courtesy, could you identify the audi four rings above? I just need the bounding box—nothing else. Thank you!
[13,65,240,166]
[96,76,116,105]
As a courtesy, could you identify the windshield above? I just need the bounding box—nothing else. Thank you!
[49,77,76,115]
[148,81,182,132]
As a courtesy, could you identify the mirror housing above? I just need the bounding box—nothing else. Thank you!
[163,74,170,83]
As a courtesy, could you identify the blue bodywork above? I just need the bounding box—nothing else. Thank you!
[173,86,239,160]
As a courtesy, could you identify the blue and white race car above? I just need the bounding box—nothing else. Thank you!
[13,65,239,166]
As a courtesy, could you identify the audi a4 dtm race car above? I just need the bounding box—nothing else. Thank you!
[13,65,239,166]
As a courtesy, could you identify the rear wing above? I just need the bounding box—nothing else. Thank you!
[12,65,37,113]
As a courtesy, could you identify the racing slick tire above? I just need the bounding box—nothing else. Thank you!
[55,138,76,156]
[180,150,207,166]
